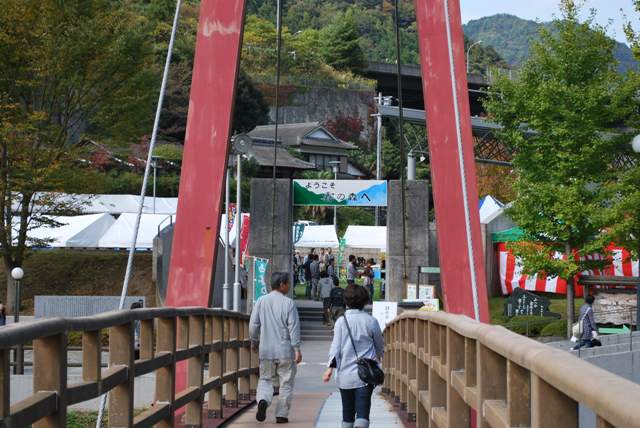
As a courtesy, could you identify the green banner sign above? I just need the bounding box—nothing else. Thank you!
[253,257,269,303]
[293,180,387,207]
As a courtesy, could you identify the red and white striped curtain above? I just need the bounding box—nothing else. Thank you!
[497,243,639,295]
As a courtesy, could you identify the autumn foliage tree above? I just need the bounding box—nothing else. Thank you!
[0,0,156,311]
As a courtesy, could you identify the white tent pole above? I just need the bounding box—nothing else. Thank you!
[95,1,182,426]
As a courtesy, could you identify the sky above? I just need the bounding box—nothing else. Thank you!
[460,0,640,44]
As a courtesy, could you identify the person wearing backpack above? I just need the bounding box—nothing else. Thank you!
[572,294,598,350]
[323,285,384,428]
[329,279,345,324]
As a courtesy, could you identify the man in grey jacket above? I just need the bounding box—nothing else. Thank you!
[250,272,302,423]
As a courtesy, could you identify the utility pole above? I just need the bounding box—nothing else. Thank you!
[407,150,416,180]
[375,93,382,226]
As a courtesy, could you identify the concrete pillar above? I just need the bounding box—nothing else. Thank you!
[386,180,430,302]
[248,179,293,311]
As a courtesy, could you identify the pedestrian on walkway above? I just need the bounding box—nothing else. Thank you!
[310,254,321,301]
[347,255,358,286]
[323,285,384,428]
[572,294,599,350]
[250,272,302,424]
[0,303,6,327]
[329,281,345,323]
[362,260,375,304]
[319,270,334,325]
[303,253,313,298]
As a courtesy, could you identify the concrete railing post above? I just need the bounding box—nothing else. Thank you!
[108,323,134,428]
[155,316,176,428]
[186,314,204,426]
[238,320,251,401]
[208,315,223,418]
[33,333,67,428]
[224,317,239,408]
[531,374,577,428]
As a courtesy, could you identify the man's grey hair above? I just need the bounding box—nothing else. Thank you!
[271,272,289,290]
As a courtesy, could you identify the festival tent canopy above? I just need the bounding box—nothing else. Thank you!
[98,213,175,249]
[23,213,116,248]
[492,227,525,243]
[479,195,504,224]
[12,193,179,215]
[294,225,339,248]
[342,226,387,251]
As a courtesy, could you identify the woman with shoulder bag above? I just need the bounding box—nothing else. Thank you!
[323,285,384,428]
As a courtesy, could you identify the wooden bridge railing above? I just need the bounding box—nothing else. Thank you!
[383,311,640,428]
[0,307,258,427]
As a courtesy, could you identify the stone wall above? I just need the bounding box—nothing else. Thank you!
[259,84,376,140]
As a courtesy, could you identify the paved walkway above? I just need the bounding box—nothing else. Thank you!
[228,338,405,427]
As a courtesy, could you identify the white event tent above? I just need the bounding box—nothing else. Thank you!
[479,195,504,224]
[342,226,387,251]
[98,213,175,249]
[13,193,178,216]
[23,213,116,248]
[294,225,339,248]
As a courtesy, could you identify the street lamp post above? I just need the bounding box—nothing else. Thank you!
[223,166,230,310]
[11,267,24,374]
[233,152,241,312]
[466,40,483,74]
[231,134,252,312]
[151,156,159,214]
[329,161,341,227]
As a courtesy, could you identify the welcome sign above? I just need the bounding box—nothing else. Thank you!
[293,180,387,207]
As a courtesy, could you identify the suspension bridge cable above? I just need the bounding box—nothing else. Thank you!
[393,0,409,280]
[95,0,182,425]
[271,0,283,268]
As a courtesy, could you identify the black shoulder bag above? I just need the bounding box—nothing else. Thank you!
[343,315,385,386]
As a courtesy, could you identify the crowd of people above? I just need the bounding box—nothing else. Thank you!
[250,272,383,426]
[294,248,385,305]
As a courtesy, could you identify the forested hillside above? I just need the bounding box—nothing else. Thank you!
[464,14,638,72]
[245,0,509,72]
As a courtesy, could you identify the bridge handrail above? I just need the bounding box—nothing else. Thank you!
[383,311,640,428]
[0,307,257,427]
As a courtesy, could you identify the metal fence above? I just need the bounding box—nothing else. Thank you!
[382,310,640,428]
[0,307,257,427]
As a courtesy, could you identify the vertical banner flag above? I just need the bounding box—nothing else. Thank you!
[228,203,237,232]
[338,238,346,275]
[253,257,269,303]
[239,214,251,267]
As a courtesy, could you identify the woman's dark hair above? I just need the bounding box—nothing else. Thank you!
[320,270,329,278]
[585,295,595,304]
[344,284,369,310]
[348,254,355,262]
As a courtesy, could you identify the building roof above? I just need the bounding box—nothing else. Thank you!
[244,143,315,170]
[249,122,356,151]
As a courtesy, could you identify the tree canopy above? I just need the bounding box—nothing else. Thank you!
[484,0,639,335]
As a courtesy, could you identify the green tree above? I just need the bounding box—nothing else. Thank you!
[0,0,156,311]
[605,1,640,263]
[484,0,637,337]
[320,8,367,75]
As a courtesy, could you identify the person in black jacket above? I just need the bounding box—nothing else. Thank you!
[329,280,345,324]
